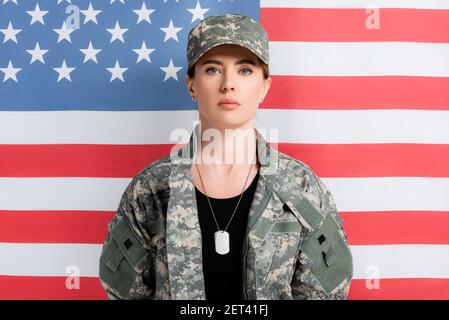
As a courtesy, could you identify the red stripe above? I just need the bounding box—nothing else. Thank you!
[0,276,107,300]
[2,143,449,178]
[277,143,449,178]
[262,76,449,110]
[1,210,448,245]
[348,278,449,300]
[1,275,448,299]
[341,211,449,245]
[0,210,114,244]
[261,8,449,42]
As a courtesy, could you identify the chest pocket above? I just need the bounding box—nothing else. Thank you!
[99,218,154,297]
[253,218,302,296]
[300,215,353,294]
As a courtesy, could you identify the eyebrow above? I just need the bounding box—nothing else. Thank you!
[200,59,257,67]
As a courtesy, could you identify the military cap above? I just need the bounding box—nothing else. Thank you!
[186,13,269,69]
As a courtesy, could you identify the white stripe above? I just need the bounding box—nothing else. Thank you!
[1,110,449,144]
[351,244,449,279]
[0,110,199,144]
[0,243,102,277]
[270,42,449,77]
[257,109,449,144]
[1,243,448,278]
[0,178,130,211]
[261,0,449,9]
[1,177,448,211]
[322,178,449,212]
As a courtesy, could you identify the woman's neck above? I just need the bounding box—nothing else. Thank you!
[194,121,258,176]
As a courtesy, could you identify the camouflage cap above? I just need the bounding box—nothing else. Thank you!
[186,13,269,69]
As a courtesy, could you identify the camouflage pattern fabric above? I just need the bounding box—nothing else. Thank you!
[99,125,353,300]
[186,13,270,68]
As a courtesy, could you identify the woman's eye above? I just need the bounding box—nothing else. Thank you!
[240,68,252,75]
[206,67,219,74]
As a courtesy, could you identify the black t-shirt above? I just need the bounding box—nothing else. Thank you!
[195,170,259,301]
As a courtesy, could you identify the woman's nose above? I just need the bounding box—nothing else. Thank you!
[220,73,236,92]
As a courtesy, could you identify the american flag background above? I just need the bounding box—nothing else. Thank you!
[0,0,448,300]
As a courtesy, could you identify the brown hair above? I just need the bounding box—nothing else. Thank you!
[187,57,270,80]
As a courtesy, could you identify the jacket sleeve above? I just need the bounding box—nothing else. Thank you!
[99,176,156,300]
[290,172,353,300]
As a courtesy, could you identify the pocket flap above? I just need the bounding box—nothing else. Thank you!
[253,220,300,241]
[111,218,149,269]
[300,215,353,294]
[270,221,301,233]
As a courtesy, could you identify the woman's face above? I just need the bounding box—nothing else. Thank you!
[185,44,271,130]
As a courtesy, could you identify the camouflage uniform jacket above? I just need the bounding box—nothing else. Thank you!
[99,128,353,300]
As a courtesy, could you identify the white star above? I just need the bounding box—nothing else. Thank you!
[3,0,18,4]
[80,41,102,63]
[106,60,128,82]
[80,2,101,25]
[53,60,75,82]
[163,0,179,3]
[160,20,182,42]
[133,41,155,63]
[110,0,125,3]
[187,1,209,23]
[53,21,76,43]
[0,60,21,82]
[133,2,155,24]
[57,0,72,4]
[160,59,183,82]
[26,3,48,25]
[106,21,128,43]
[0,21,22,44]
[26,42,49,64]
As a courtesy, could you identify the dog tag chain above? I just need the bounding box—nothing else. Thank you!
[195,155,256,255]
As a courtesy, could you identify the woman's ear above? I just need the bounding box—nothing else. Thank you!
[260,76,272,102]
[185,75,196,100]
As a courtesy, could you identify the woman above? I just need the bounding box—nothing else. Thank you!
[99,14,353,300]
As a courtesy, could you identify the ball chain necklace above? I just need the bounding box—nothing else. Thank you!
[195,154,256,255]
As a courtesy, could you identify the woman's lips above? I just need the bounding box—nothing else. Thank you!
[218,102,241,110]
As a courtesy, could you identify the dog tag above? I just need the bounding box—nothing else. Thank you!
[214,230,230,255]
